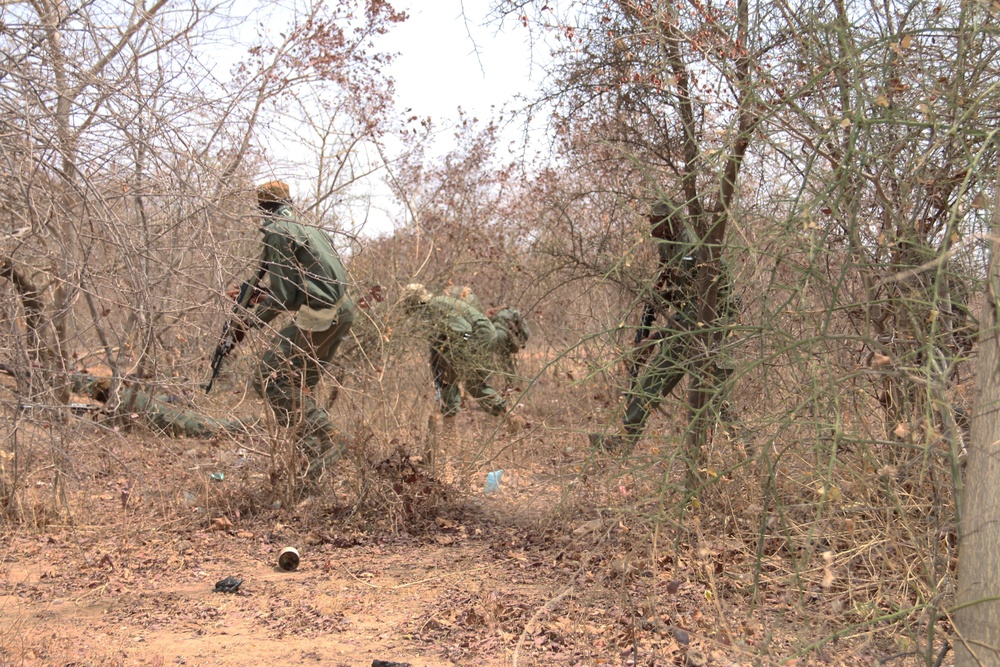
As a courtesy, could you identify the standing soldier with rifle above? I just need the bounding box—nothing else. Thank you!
[591,200,738,452]
[208,181,354,479]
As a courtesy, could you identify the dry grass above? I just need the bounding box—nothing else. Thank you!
[0,275,963,665]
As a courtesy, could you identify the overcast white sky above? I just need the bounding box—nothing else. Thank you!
[238,0,547,237]
[351,0,545,236]
[386,1,539,125]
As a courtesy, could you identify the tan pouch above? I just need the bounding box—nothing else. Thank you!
[295,304,340,332]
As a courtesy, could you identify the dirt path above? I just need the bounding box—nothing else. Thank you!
[0,408,912,666]
[1,520,583,667]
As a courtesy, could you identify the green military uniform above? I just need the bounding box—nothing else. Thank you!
[69,374,244,437]
[247,184,353,470]
[491,307,530,379]
[620,202,738,439]
[442,286,530,380]
[444,285,484,312]
[403,287,507,416]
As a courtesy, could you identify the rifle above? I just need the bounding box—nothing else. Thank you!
[205,264,267,394]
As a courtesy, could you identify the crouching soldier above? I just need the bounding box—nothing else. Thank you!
[226,181,354,480]
[400,283,507,417]
[444,285,531,381]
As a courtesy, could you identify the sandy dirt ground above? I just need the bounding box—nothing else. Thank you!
[0,372,949,667]
[0,496,725,667]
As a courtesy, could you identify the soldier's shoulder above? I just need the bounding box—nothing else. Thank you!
[263,208,309,237]
[429,294,458,309]
[431,295,475,315]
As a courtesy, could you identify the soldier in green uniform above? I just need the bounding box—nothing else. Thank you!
[593,200,738,452]
[401,284,508,417]
[233,181,354,476]
[69,373,245,438]
[442,285,531,381]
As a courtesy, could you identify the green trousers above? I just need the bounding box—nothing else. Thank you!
[623,325,733,434]
[430,341,506,417]
[253,313,353,461]
[68,374,243,438]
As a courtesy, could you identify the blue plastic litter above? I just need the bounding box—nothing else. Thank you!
[484,470,504,493]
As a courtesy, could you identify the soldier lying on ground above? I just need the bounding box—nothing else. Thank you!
[69,374,246,438]
[0,363,243,438]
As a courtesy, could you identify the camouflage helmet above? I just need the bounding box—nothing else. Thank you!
[401,283,433,309]
[492,307,530,351]
[256,180,292,205]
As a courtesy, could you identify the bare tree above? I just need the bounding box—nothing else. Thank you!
[956,172,1000,665]
[0,0,405,516]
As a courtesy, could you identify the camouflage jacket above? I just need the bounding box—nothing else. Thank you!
[651,225,736,324]
[253,204,352,326]
[415,295,497,351]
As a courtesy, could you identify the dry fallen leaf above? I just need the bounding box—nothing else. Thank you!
[821,551,835,589]
[686,649,707,667]
[610,557,636,579]
[878,465,899,478]
[573,518,603,536]
[872,354,892,368]
[210,516,233,531]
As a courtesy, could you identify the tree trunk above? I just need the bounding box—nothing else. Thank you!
[955,197,1000,665]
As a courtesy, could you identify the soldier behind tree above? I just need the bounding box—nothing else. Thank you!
[592,199,738,452]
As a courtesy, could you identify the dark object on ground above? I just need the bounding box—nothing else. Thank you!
[214,576,243,593]
[589,432,625,452]
[278,546,300,571]
[372,660,412,667]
